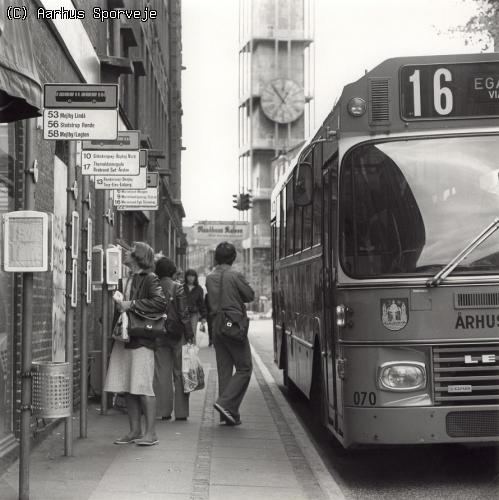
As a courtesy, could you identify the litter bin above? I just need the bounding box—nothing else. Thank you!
[31,361,71,418]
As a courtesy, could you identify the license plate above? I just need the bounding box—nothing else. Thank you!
[448,385,472,393]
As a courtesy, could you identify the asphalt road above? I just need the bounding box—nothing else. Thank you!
[249,319,499,500]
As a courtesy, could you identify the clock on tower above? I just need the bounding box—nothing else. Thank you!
[260,78,305,124]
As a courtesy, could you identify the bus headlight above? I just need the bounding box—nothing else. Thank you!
[347,97,367,117]
[378,362,426,392]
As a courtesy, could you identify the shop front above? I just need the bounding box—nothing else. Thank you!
[0,7,42,457]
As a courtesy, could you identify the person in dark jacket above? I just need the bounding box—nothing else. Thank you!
[183,269,207,343]
[154,257,194,420]
[204,293,213,347]
[105,242,166,446]
[206,242,255,426]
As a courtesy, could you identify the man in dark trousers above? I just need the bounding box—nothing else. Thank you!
[206,242,255,425]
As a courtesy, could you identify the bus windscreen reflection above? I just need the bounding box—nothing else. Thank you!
[339,135,499,278]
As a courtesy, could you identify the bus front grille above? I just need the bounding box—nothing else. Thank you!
[446,411,499,437]
[433,344,499,405]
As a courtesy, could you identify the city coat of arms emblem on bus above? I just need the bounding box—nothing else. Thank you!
[381,298,409,331]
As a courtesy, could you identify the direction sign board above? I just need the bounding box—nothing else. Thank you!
[94,167,147,190]
[82,131,140,151]
[114,187,159,210]
[93,148,148,187]
[43,84,119,141]
[81,150,140,176]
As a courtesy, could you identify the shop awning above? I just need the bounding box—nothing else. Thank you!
[0,11,42,122]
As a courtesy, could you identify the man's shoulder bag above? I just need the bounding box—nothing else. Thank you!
[165,282,185,341]
[218,270,249,344]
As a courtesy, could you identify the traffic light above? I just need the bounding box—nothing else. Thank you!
[232,193,242,210]
[240,193,253,210]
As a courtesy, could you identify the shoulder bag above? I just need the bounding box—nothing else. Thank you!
[127,273,167,339]
[165,282,185,341]
[218,270,249,344]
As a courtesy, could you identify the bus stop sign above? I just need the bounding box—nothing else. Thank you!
[43,84,119,141]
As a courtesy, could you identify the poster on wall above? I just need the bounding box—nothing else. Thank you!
[52,157,67,362]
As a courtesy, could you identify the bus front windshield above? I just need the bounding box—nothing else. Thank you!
[340,135,499,279]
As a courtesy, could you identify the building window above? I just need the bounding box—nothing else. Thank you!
[0,123,16,442]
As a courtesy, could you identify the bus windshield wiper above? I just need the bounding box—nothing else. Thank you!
[427,218,499,287]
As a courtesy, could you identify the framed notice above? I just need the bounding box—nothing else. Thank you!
[71,211,80,259]
[86,218,93,258]
[86,260,92,304]
[71,259,78,308]
[3,211,52,272]
[91,246,104,285]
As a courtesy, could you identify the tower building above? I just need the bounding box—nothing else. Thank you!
[238,0,314,298]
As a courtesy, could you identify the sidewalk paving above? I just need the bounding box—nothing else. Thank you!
[0,329,343,500]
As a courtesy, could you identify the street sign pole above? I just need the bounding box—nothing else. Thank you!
[64,141,76,457]
[79,142,89,439]
[101,192,110,416]
[19,118,36,500]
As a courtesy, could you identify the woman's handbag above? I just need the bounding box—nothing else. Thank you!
[127,310,167,339]
[218,271,249,344]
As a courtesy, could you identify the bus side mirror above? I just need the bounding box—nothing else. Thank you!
[295,162,313,206]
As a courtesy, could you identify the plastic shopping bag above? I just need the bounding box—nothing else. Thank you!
[182,344,205,393]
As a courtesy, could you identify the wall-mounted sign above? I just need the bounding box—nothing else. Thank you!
[91,246,104,285]
[114,187,159,210]
[146,172,159,188]
[71,259,78,308]
[2,211,53,272]
[71,211,79,259]
[94,167,147,190]
[43,84,119,141]
[191,221,249,243]
[86,261,92,304]
[81,130,140,151]
[86,218,93,259]
[106,246,122,285]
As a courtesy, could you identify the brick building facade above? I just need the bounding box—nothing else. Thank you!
[0,0,185,464]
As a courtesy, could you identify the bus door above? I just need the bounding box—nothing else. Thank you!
[322,157,339,430]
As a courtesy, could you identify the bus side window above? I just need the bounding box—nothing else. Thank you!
[294,204,303,253]
[276,192,281,260]
[280,188,286,259]
[302,151,313,249]
[286,179,294,256]
[313,143,323,245]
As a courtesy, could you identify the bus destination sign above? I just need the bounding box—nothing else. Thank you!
[400,61,499,120]
[43,84,119,141]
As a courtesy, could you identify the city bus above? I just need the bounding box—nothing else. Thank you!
[270,53,499,447]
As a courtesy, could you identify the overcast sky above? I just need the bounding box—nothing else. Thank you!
[181,0,485,226]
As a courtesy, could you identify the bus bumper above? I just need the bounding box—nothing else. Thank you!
[342,405,499,447]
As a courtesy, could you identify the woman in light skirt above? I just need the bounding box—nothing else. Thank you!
[104,242,166,446]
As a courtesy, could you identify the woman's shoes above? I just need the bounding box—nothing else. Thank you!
[113,434,143,445]
[135,437,159,446]
[175,417,187,421]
